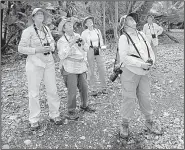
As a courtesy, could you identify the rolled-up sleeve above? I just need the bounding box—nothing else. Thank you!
[57,38,71,60]
[18,29,36,55]
[118,35,143,68]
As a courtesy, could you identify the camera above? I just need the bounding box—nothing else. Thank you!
[44,43,50,46]
[109,66,123,82]
[146,58,153,66]
[93,47,100,55]
[76,38,83,47]
[43,43,51,55]
[152,34,156,38]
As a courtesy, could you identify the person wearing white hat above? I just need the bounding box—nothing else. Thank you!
[81,16,108,96]
[118,13,162,139]
[57,17,96,120]
[18,8,64,131]
[143,14,163,61]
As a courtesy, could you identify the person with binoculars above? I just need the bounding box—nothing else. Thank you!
[18,8,64,131]
[117,13,162,139]
[57,17,95,120]
[81,16,108,96]
[143,14,163,61]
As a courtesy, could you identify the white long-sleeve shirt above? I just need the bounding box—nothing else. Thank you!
[18,25,55,68]
[57,32,89,74]
[143,23,163,46]
[81,28,104,49]
[118,31,155,75]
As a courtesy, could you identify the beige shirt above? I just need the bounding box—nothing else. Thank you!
[57,32,89,74]
[143,23,163,46]
[81,28,104,48]
[18,25,55,68]
[118,31,155,75]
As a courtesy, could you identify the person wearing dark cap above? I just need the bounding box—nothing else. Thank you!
[57,17,96,120]
[18,8,65,131]
[118,13,162,139]
[81,16,108,96]
[143,14,163,61]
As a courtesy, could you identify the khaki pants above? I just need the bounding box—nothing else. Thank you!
[26,61,60,124]
[87,48,107,90]
[120,68,153,121]
[62,72,88,112]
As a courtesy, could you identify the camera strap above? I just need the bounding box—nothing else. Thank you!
[64,34,70,43]
[138,32,151,58]
[148,23,155,35]
[123,31,142,58]
[123,31,151,60]
[33,24,50,46]
[89,28,100,48]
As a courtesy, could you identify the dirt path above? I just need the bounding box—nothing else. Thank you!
[1,32,184,149]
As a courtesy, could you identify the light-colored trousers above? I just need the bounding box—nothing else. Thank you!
[120,67,153,121]
[87,48,107,90]
[26,61,60,124]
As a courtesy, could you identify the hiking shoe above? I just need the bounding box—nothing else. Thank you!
[119,123,129,139]
[66,111,79,120]
[145,119,163,135]
[80,106,96,113]
[30,122,40,131]
[50,116,65,125]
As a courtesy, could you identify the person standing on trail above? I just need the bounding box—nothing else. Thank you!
[57,17,96,121]
[18,8,65,131]
[81,16,108,96]
[143,14,163,61]
[118,13,162,139]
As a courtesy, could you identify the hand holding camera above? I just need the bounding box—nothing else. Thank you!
[70,36,81,47]
[76,38,83,47]
[152,34,156,38]
[36,43,52,54]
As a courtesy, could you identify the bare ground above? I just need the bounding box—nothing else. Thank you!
[1,31,184,149]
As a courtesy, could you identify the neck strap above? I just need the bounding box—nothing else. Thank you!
[33,24,49,46]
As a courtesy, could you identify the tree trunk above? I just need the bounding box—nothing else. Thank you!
[127,1,133,14]
[163,31,179,43]
[1,7,4,47]
[115,1,118,41]
[4,1,11,47]
[103,2,106,44]
[133,1,145,13]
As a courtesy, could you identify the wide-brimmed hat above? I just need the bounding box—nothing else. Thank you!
[119,12,138,30]
[83,16,94,28]
[31,8,52,23]
[58,17,75,34]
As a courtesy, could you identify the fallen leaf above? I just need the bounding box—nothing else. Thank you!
[24,139,31,145]
[163,112,169,117]
[2,144,10,149]
[80,136,85,140]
